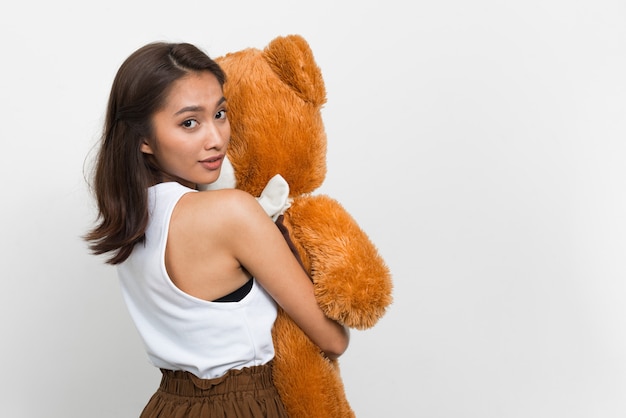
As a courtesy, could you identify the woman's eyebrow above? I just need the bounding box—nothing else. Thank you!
[174,105,203,116]
[174,97,227,116]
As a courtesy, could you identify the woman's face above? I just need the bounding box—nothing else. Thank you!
[141,71,230,188]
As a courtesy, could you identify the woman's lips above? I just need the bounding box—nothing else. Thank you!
[200,155,224,171]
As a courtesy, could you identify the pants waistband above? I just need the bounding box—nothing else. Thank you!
[158,361,276,397]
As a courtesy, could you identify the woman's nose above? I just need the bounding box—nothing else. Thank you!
[203,122,228,150]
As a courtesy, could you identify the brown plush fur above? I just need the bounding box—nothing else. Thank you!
[216,34,393,418]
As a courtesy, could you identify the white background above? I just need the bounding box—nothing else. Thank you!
[1,1,625,417]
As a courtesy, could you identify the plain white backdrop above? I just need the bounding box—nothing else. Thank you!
[1,1,625,417]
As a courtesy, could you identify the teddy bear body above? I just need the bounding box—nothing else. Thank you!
[213,35,393,418]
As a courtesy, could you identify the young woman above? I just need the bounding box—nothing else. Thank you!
[85,42,349,418]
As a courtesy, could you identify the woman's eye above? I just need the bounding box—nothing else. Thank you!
[182,119,198,128]
[215,109,227,120]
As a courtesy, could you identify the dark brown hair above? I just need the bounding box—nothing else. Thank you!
[84,42,226,264]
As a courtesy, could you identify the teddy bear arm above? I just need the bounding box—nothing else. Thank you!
[285,195,393,330]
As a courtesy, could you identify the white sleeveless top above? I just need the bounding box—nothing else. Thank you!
[117,182,277,378]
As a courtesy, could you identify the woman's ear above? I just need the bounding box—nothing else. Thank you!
[140,139,154,155]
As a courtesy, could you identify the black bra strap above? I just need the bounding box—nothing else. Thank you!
[213,278,254,302]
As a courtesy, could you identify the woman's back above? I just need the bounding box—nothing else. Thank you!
[118,182,278,379]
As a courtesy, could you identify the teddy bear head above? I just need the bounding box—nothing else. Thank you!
[214,35,328,198]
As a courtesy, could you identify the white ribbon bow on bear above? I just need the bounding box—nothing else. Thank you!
[199,156,292,221]
[256,174,292,221]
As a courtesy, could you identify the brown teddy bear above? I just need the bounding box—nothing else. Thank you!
[204,34,393,418]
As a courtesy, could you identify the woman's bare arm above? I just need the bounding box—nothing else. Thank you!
[187,189,350,359]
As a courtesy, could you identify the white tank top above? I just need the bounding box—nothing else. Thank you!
[117,182,277,378]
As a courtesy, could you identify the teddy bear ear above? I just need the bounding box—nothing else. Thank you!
[263,34,327,107]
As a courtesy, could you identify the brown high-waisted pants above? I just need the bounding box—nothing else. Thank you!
[140,361,289,418]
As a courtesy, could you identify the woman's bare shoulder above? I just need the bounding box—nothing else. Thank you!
[176,188,263,229]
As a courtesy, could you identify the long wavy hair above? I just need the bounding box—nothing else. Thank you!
[84,42,226,264]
